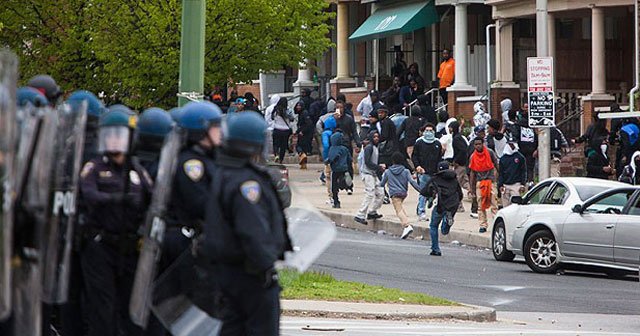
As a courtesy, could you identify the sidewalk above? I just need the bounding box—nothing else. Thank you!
[288,162,492,249]
[281,300,496,322]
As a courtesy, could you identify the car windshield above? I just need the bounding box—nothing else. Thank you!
[575,185,612,201]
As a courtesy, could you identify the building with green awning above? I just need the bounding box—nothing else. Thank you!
[349,1,439,42]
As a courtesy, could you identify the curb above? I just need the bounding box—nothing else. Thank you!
[281,303,496,322]
[320,210,491,249]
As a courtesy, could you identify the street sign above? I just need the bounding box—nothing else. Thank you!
[527,57,555,127]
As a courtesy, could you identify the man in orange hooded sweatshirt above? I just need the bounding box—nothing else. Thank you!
[469,137,499,233]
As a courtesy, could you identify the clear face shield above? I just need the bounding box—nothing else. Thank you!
[98,126,131,154]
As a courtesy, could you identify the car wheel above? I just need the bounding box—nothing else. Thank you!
[492,221,515,262]
[524,230,559,274]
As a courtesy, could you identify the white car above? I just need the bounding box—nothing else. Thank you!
[491,177,629,272]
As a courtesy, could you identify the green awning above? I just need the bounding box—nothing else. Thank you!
[349,1,438,42]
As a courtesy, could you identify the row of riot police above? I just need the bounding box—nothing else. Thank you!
[1,48,334,336]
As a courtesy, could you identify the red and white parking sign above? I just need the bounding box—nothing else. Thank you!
[527,57,555,127]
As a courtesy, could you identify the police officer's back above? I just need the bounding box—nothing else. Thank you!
[135,107,173,179]
[79,106,152,336]
[198,112,291,336]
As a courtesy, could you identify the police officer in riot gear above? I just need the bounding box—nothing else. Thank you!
[163,101,222,268]
[197,112,292,336]
[135,107,173,178]
[27,74,62,106]
[79,106,152,336]
[58,90,106,336]
[168,106,184,122]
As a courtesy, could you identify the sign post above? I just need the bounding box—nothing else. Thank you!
[527,57,555,127]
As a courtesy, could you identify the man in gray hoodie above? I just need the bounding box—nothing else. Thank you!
[379,152,421,239]
[354,131,385,224]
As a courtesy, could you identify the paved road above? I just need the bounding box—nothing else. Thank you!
[281,314,640,335]
[311,228,640,315]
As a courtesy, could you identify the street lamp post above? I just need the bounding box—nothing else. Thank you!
[178,0,206,106]
[536,0,551,181]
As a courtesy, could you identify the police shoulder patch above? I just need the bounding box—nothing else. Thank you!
[184,159,204,182]
[80,162,94,179]
[240,180,261,204]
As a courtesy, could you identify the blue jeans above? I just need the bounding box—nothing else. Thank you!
[417,174,432,215]
[430,208,453,253]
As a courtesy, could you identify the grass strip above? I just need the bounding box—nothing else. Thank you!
[279,269,457,306]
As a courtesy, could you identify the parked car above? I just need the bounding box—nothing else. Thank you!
[492,177,627,263]
[493,178,640,274]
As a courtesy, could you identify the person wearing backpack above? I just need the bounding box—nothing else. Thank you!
[376,106,398,169]
[271,96,295,163]
[325,132,352,208]
[420,161,463,256]
[618,119,640,175]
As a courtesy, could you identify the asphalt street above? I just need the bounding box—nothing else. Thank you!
[311,228,640,315]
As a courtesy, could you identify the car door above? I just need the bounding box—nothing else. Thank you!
[561,189,635,262]
[515,181,555,225]
[613,191,640,266]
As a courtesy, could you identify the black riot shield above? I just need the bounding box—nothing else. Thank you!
[279,187,336,272]
[130,128,184,328]
[13,107,58,336]
[41,102,87,304]
[0,50,18,321]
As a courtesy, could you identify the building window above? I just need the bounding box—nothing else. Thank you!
[516,19,535,38]
[557,19,574,39]
[581,17,619,40]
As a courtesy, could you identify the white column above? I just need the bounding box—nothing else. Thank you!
[450,3,475,91]
[495,20,515,83]
[591,6,606,95]
[336,1,350,80]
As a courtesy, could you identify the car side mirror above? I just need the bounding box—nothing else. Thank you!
[511,196,523,205]
[572,204,583,214]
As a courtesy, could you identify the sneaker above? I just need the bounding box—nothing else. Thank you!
[470,212,479,219]
[400,225,414,239]
[445,213,455,227]
[430,250,442,256]
[319,175,326,185]
[325,198,334,206]
[479,227,487,233]
[366,213,383,220]
[333,202,341,209]
[347,190,353,195]
[354,216,367,225]
[383,196,390,204]
[418,214,428,222]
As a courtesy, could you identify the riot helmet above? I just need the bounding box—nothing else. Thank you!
[135,107,173,156]
[221,112,267,157]
[66,90,105,118]
[168,107,184,122]
[16,86,48,108]
[27,74,61,105]
[66,90,106,161]
[177,101,222,147]
[98,106,137,155]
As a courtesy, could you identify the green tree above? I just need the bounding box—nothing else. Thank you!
[0,0,333,109]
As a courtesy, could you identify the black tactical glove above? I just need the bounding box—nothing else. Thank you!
[260,267,279,289]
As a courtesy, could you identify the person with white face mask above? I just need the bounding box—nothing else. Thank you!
[498,135,527,207]
[411,123,443,221]
[586,136,616,179]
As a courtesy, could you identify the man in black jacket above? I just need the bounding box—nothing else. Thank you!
[412,123,442,220]
[450,120,469,212]
[421,161,463,256]
[376,107,398,168]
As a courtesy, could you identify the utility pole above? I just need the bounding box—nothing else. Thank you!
[178,0,206,106]
[536,0,550,180]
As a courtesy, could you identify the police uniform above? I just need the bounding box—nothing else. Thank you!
[163,144,214,270]
[197,152,291,336]
[79,155,152,336]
